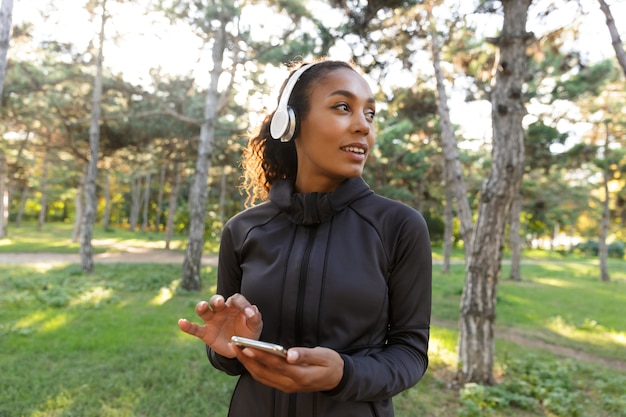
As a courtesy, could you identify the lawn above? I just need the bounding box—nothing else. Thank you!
[1,225,625,416]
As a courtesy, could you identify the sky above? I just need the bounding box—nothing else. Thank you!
[9,0,626,144]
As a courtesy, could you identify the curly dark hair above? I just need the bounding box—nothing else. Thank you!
[241,59,356,206]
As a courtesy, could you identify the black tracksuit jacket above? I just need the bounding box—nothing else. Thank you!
[208,177,432,417]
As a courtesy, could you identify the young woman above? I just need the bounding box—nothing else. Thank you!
[178,59,432,417]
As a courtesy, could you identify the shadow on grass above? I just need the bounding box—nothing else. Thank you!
[0,262,236,417]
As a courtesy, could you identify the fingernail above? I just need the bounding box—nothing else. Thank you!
[287,350,298,361]
[244,307,255,318]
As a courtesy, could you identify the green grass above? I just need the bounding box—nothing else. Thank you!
[1,224,625,416]
[0,223,203,254]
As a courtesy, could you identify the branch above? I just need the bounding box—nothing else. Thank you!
[597,0,626,77]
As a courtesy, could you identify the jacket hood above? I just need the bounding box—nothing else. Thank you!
[269,177,373,225]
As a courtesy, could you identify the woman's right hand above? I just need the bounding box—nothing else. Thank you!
[178,293,263,358]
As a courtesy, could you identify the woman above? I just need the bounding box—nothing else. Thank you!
[178,59,432,417]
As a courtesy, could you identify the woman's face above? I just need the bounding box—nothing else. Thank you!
[294,68,376,193]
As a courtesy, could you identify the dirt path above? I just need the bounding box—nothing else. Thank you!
[433,319,626,372]
[0,249,217,265]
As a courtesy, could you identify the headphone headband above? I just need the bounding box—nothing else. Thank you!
[270,63,316,142]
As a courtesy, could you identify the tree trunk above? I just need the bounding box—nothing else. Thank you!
[430,15,474,263]
[140,172,151,232]
[597,0,626,77]
[0,152,7,237]
[165,159,182,250]
[457,0,531,385]
[599,122,611,282]
[218,165,228,229]
[442,165,454,274]
[15,184,27,227]
[72,166,86,243]
[509,191,522,281]
[0,0,14,99]
[155,164,166,232]
[80,1,107,273]
[181,21,227,291]
[0,0,11,238]
[9,131,30,228]
[102,170,111,230]
[38,146,49,232]
[129,175,141,231]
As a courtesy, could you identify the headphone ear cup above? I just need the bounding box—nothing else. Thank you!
[270,107,290,140]
[281,106,297,142]
[270,106,297,142]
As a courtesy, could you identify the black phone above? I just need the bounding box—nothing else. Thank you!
[230,336,288,358]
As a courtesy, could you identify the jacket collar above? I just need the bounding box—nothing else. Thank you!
[269,177,373,225]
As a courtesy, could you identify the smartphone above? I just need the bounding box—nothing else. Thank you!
[231,336,288,358]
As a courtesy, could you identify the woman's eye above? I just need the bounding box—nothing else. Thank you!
[366,110,376,121]
[334,103,349,111]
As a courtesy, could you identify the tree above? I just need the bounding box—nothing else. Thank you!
[428,6,474,264]
[457,0,533,385]
[80,0,108,273]
[0,0,14,237]
[0,0,12,98]
[597,0,626,77]
[177,4,230,291]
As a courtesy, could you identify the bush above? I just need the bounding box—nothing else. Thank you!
[608,241,625,259]
[574,240,598,257]
[573,240,625,259]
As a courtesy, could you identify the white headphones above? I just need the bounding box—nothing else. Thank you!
[269,63,316,142]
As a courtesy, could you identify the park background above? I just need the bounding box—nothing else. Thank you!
[1,0,625,416]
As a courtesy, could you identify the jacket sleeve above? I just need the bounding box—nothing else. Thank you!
[206,220,247,376]
[326,208,432,402]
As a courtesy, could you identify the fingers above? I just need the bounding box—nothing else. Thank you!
[177,318,205,338]
[225,293,264,334]
[235,346,343,393]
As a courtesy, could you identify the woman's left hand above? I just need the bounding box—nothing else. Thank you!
[233,345,344,393]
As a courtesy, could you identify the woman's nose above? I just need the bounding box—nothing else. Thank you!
[352,112,371,135]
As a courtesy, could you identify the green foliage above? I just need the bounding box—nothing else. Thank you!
[459,355,626,417]
[524,121,569,173]
[552,59,619,100]
[574,240,625,259]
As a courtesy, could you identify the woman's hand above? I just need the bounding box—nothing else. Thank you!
[178,293,263,358]
[233,345,344,393]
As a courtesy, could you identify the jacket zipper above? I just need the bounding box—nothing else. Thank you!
[289,226,317,417]
[295,225,317,344]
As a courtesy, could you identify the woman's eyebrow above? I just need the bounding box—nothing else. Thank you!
[328,89,376,104]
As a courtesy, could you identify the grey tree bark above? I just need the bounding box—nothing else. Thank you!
[165,159,182,250]
[509,192,522,281]
[442,164,454,273]
[218,165,228,228]
[129,175,142,231]
[140,172,151,232]
[597,0,626,77]
[457,0,532,385]
[0,0,13,98]
[80,0,108,273]
[181,20,227,291]
[0,152,7,237]
[71,168,85,243]
[37,146,49,232]
[15,184,27,226]
[599,121,611,282]
[102,170,111,230]
[0,0,13,238]
[430,18,474,263]
[155,164,166,232]
[13,132,31,228]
